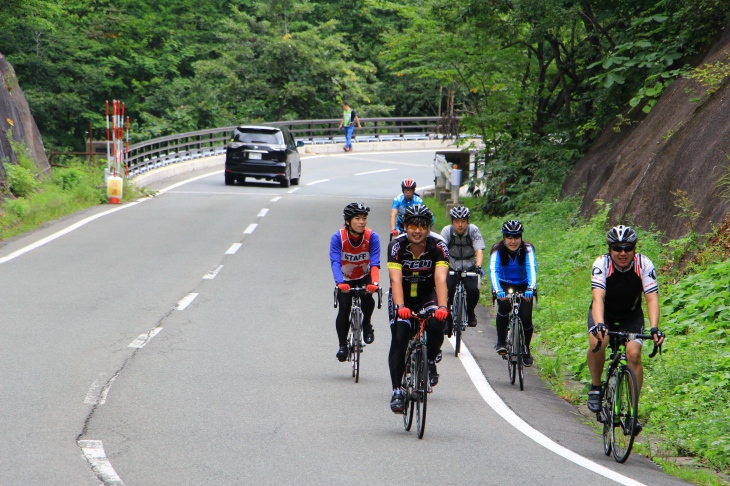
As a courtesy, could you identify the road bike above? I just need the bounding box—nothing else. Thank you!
[334,286,382,383]
[449,270,479,357]
[401,308,434,439]
[501,291,528,390]
[592,330,663,463]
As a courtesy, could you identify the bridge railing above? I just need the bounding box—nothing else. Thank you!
[125,116,460,177]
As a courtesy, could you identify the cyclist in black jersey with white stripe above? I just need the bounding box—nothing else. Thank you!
[586,225,665,429]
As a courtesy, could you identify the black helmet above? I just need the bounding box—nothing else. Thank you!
[502,219,524,236]
[403,204,433,226]
[343,202,370,221]
[449,205,470,220]
[606,225,637,245]
[401,178,417,190]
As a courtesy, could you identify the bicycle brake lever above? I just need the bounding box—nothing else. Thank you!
[591,339,602,353]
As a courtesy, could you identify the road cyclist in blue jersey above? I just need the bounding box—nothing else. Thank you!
[441,205,486,333]
[387,204,450,413]
[330,203,382,362]
[489,220,538,366]
[390,179,424,238]
[585,225,665,432]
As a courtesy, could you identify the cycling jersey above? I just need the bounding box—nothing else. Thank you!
[330,228,381,283]
[489,242,537,293]
[590,253,658,318]
[441,224,486,271]
[391,194,424,232]
[387,233,449,301]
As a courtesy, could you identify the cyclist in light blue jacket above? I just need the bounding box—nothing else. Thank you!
[489,220,537,366]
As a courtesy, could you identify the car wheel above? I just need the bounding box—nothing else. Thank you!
[290,163,300,185]
[280,174,290,188]
[225,174,235,186]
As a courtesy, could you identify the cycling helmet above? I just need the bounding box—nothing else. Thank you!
[403,204,433,226]
[449,205,470,220]
[343,202,370,221]
[502,219,524,236]
[606,225,637,245]
[401,179,417,190]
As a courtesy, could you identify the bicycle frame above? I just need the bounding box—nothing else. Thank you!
[402,308,434,439]
[503,291,526,390]
[333,286,383,383]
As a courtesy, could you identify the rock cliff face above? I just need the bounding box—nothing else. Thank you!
[562,24,730,241]
[0,52,50,180]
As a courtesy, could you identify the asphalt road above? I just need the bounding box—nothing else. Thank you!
[0,151,689,485]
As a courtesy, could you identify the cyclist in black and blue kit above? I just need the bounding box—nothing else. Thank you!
[489,220,537,366]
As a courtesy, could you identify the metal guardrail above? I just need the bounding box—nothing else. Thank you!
[125,116,460,177]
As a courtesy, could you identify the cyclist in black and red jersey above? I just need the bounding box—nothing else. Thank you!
[586,225,665,431]
[387,204,450,413]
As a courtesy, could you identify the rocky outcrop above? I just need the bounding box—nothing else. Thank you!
[0,52,50,180]
[562,23,730,241]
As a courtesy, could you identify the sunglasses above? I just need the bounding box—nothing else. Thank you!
[611,245,635,253]
[406,223,428,231]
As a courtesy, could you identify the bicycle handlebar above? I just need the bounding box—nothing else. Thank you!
[591,330,664,357]
[333,286,383,309]
[448,270,480,278]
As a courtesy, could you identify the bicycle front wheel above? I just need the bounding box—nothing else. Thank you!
[454,290,465,356]
[516,319,525,391]
[349,308,363,382]
[611,366,639,463]
[415,344,428,439]
[507,324,516,385]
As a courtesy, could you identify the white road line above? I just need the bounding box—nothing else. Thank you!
[176,293,198,310]
[257,208,269,217]
[203,265,223,279]
[355,168,396,176]
[155,170,223,195]
[287,188,300,193]
[450,338,646,486]
[306,179,329,185]
[226,243,242,254]
[78,440,125,485]
[85,373,118,405]
[270,197,282,202]
[128,327,163,348]
[243,224,258,234]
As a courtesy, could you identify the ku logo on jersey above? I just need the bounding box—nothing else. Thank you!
[592,267,603,276]
[343,251,369,262]
[403,260,433,271]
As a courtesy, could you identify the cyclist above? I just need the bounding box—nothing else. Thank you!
[387,204,450,413]
[489,220,537,366]
[586,225,665,430]
[390,179,424,237]
[330,203,381,362]
[440,205,485,333]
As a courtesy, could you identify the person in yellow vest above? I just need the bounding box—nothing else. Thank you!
[338,102,361,152]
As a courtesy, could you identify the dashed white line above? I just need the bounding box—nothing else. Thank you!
[287,188,300,194]
[244,224,258,234]
[78,440,125,485]
[175,293,199,310]
[306,179,329,186]
[271,197,282,202]
[203,265,223,279]
[128,327,163,348]
[355,168,396,176]
[451,338,646,486]
[257,208,269,217]
[226,243,242,254]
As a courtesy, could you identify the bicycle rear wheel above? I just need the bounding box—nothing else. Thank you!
[611,366,639,463]
[402,345,414,431]
[516,319,525,391]
[415,343,428,439]
[454,290,465,356]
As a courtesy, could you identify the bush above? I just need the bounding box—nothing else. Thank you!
[4,163,40,197]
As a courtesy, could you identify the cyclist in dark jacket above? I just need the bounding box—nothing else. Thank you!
[489,220,537,366]
[387,204,449,413]
[585,225,665,426]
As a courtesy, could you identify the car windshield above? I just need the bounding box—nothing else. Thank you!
[234,129,284,145]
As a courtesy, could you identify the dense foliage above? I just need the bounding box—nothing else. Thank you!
[2,0,729,200]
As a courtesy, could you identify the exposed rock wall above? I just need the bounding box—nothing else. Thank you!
[562,24,730,241]
[0,52,50,179]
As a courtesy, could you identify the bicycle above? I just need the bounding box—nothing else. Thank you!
[498,291,527,390]
[449,270,479,357]
[591,330,663,463]
[401,308,434,439]
[334,286,382,383]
